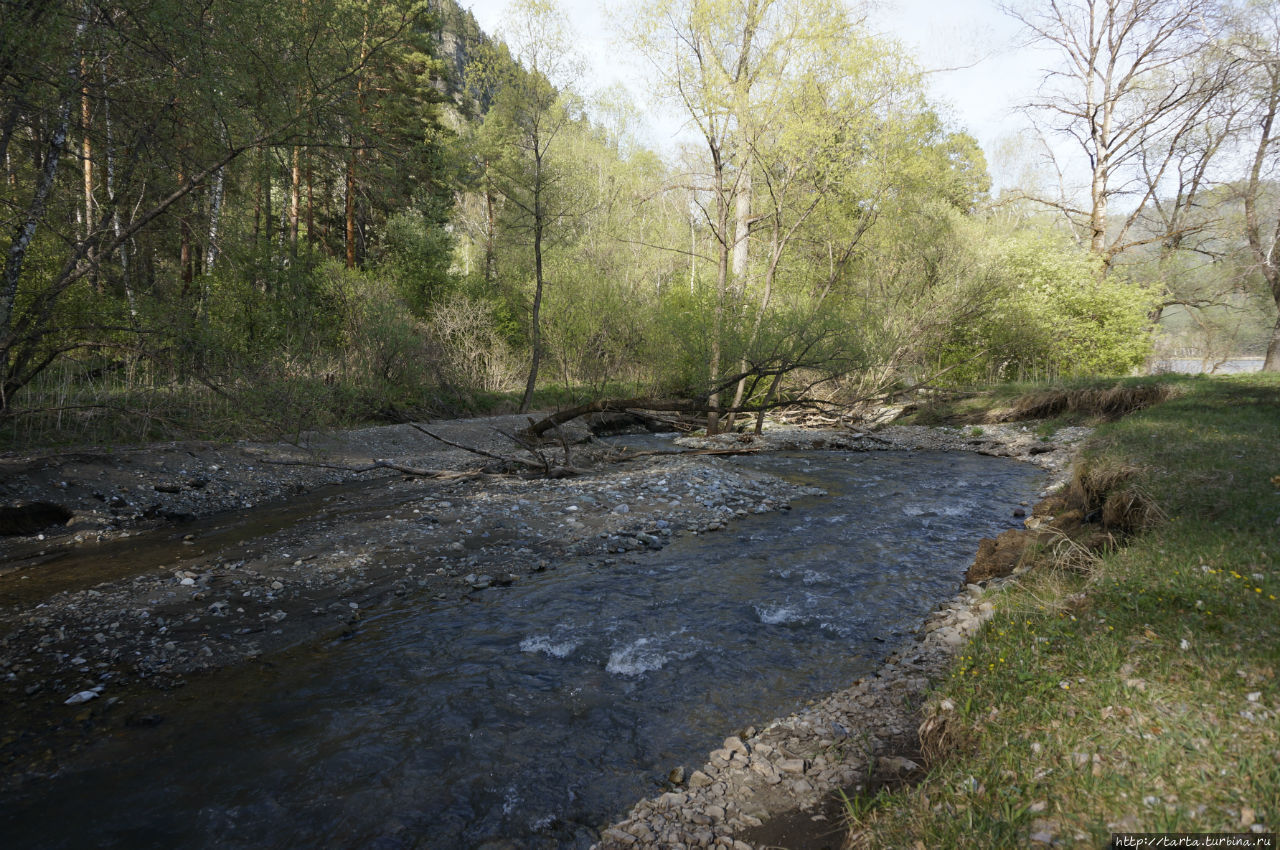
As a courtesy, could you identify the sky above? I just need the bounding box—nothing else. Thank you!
[461,0,1055,191]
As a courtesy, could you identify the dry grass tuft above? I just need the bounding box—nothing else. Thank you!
[1000,382,1178,423]
[1100,487,1165,533]
[918,702,963,767]
[1067,459,1166,534]
[1042,528,1107,576]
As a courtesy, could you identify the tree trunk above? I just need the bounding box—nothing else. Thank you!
[81,57,93,246]
[178,166,194,293]
[205,163,224,274]
[520,151,545,413]
[290,145,300,254]
[306,152,314,252]
[484,179,497,287]
[345,147,357,269]
[729,218,779,423]
[707,150,729,435]
[519,238,544,412]
[102,80,134,321]
[1265,315,1280,373]
[724,167,754,431]
[2,96,72,405]
[346,8,370,271]
[262,151,273,261]
[732,168,750,281]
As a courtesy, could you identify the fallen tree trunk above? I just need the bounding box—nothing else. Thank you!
[521,396,848,440]
[247,455,484,480]
[520,398,708,439]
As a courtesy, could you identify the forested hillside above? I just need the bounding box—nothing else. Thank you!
[1,0,1277,446]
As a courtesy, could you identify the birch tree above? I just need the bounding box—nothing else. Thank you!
[1229,0,1280,369]
[1006,0,1224,267]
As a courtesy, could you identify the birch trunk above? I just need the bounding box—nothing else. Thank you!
[519,140,546,414]
[289,145,300,253]
[205,163,224,275]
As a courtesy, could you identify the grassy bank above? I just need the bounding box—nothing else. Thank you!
[849,375,1280,847]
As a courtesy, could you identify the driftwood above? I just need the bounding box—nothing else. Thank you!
[249,455,484,480]
[519,395,844,440]
[603,445,764,463]
[520,397,709,439]
[405,422,584,478]
[245,421,587,481]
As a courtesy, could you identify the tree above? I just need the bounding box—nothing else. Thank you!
[1006,0,1225,267]
[626,0,860,432]
[0,0,448,414]
[1229,0,1280,369]
[474,0,583,412]
[721,28,940,424]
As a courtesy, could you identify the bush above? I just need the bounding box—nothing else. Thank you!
[426,292,523,397]
[942,232,1157,382]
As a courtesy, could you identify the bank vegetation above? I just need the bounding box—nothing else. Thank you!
[0,0,1277,452]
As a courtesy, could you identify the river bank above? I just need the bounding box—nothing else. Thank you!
[838,376,1280,848]
[0,414,1087,843]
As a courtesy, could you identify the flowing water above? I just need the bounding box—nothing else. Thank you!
[2,450,1043,849]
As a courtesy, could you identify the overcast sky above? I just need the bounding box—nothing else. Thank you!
[461,0,1055,191]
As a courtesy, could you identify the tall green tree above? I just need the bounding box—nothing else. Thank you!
[474,0,583,412]
[626,0,863,431]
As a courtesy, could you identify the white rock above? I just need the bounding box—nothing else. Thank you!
[688,770,714,789]
[64,690,99,705]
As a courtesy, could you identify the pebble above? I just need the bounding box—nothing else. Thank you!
[64,690,99,705]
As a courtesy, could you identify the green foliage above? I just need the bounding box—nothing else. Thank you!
[647,283,718,395]
[379,208,457,314]
[942,231,1158,383]
[1,0,1223,447]
[540,259,649,397]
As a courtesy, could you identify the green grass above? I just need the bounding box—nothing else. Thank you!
[850,374,1280,847]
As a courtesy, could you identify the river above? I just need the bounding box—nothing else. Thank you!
[2,449,1043,849]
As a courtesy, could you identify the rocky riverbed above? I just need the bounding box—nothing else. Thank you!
[0,414,1088,843]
